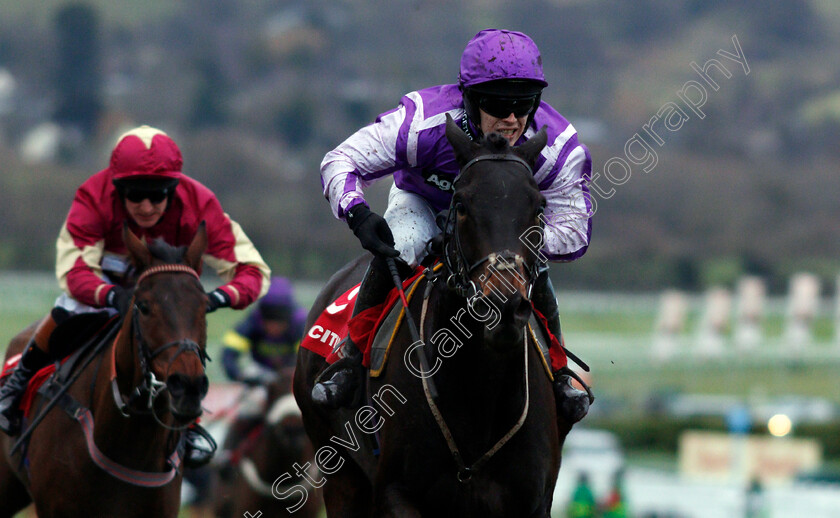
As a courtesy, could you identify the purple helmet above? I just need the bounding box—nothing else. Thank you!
[459,29,547,130]
[258,277,296,321]
[459,29,548,92]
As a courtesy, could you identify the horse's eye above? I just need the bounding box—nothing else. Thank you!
[455,202,466,215]
[136,301,150,315]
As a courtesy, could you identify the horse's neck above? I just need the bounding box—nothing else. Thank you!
[428,287,524,391]
[87,331,174,471]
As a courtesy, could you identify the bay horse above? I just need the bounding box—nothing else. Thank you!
[213,369,322,517]
[0,224,211,517]
[294,116,572,517]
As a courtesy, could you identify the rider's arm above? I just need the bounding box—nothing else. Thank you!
[191,182,271,309]
[220,329,251,381]
[320,105,408,219]
[56,173,117,307]
[531,107,593,262]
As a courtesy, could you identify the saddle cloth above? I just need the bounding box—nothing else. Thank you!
[0,358,57,419]
[299,267,427,368]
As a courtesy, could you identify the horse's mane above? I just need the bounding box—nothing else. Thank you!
[147,238,187,264]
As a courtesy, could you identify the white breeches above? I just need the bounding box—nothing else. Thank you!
[382,183,439,267]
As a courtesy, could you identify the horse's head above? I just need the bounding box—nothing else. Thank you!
[443,114,547,350]
[121,223,210,422]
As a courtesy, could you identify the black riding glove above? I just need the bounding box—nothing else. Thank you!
[106,285,133,316]
[346,204,400,259]
[206,288,231,313]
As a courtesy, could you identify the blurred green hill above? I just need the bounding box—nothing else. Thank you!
[0,0,838,293]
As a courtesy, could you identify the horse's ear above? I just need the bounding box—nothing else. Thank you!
[516,125,548,166]
[184,222,207,271]
[445,113,480,166]
[123,223,152,270]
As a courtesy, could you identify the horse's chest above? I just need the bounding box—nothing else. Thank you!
[420,475,539,517]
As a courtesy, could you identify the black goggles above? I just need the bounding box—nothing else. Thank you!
[122,187,171,204]
[478,95,538,119]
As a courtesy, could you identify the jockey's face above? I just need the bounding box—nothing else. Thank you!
[124,197,168,228]
[263,319,289,339]
[479,109,528,146]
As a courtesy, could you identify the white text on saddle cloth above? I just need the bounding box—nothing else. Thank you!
[301,285,360,358]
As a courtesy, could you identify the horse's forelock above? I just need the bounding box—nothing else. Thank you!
[146,238,187,264]
[483,132,511,153]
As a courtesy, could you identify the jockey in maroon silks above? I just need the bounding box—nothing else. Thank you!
[312,29,594,425]
[0,125,271,468]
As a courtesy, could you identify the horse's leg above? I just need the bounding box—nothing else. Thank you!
[0,443,31,518]
[319,455,371,518]
[372,483,422,518]
[0,326,38,518]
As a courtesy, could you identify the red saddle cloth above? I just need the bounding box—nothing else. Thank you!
[0,355,59,419]
[300,267,426,367]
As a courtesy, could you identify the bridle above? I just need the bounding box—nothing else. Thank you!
[111,264,211,427]
[441,153,543,299]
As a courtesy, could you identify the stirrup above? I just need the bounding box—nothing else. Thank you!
[556,366,595,404]
[184,424,217,469]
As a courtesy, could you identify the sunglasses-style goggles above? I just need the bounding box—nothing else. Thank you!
[478,94,538,119]
[121,186,172,204]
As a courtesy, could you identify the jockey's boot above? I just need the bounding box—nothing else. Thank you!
[532,268,591,424]
[312,259,395,409]
[184,422,218,469]
[0,315,56,436]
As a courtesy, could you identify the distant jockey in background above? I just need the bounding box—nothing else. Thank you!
[221,276,307,384]
[217,276,306,449]
[0,125,271,469]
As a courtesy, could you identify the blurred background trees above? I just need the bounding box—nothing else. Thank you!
[0,0,838,293]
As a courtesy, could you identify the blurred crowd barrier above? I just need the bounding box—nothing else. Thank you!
[651,272,840,361]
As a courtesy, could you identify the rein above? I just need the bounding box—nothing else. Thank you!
[417,286,530,483]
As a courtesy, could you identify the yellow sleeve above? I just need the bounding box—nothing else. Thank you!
[222,330,252,354]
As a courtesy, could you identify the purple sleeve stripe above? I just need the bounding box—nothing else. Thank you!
[538,134,580,190]
[342,174,358,197]
[580,145,593,212]
[395,100,417,166]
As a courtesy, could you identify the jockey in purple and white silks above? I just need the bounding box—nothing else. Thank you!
[313,29,594,425]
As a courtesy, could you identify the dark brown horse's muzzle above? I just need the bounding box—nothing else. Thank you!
[166,372,208,419]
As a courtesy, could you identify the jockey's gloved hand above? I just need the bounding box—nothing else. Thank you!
[106,285,133,316]
[206,288,231,313]
[346,204,399,259]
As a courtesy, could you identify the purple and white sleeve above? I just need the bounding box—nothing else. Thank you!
[533,126,594,262]
[320,107,406,219]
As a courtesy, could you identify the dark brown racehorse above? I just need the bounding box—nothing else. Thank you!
[0,225,211,517]
[294,116,573,517]
[213,369,322,517]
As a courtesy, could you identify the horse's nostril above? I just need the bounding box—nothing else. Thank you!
[168,373,209,399]
[167,373,186,396]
